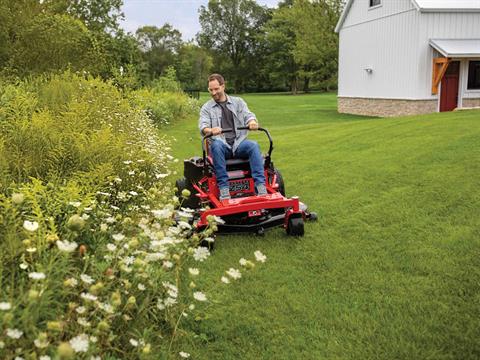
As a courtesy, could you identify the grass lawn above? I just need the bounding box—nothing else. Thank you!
[163,93,480,359]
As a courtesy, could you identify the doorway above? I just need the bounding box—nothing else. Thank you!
[440,61,460,112]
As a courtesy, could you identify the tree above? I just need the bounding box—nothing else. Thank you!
[175,43,213,90]
[291,0,343,91]
[136,24,182,82]
[263,1,299,93]
[198,0,271,92]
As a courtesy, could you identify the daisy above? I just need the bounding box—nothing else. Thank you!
[80,292,98,302]
[239,258,248,266]
[179,352,191,358]
[106,243,117,252]
[129,339,139,347]
[76,306,86,314]
[112,233,125,242]
[221,276,230,284]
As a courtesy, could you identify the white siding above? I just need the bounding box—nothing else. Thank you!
[343,0,415,28]
[417,12,480,100]
[338,1,480,102]
[339,6,422,99]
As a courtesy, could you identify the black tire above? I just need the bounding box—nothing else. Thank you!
[269,169,285,196]
[286,216,304,236]
[175,177,200,209]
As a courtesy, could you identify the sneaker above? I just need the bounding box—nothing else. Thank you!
[219,187,231,200]
[256,183,267,196]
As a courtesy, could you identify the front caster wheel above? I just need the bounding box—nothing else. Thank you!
[286,216,304,236]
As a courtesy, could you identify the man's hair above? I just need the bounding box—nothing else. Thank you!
[208,73,225,85]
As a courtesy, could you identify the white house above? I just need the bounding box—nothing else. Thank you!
[335,0,480,117]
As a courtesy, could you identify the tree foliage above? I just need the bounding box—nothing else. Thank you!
[198,0,271,92]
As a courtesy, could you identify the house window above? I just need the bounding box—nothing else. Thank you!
[467,61,480,90]
[370,0,381,7]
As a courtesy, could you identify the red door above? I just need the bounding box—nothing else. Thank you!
[440,61,460,112]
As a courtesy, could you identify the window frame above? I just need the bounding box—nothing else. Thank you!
[467,60,480,90]
[369,0,381,8]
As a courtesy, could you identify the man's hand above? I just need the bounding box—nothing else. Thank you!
[248,121,259,130]
[203,127,222,136]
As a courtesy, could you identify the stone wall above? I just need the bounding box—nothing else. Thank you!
[462,98,480,108]
[338,97,438,117]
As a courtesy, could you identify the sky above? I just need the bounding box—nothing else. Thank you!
[120,0,280,41]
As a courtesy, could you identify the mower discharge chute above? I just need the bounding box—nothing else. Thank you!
[175,127,317,236]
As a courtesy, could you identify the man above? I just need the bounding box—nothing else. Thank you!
[199,73,267,200]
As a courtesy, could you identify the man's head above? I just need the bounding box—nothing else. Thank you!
[208,73,226,102]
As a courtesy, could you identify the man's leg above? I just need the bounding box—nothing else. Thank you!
[210,140,232,199]
[235,140,267,195]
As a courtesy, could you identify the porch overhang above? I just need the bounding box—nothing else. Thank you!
[429,39,480,58]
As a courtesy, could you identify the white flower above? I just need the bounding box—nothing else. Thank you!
[239,258,248,266]
[23,220,39,231]
[35,337,49,348]
[138,283,146,291]
[100,223,108,232]
[193,247,210,262]
[112,233,125,242]
[40,356,51,360]
[26,247,37,253]
[226,268,242,280]
[254,250,267,263]
[178,221,192,229]
[123,256,135,265]
[157,300,165,310]
[77,317,91,327]
[76,306,86,314]
[129,338,139,347]
[70,334,89,353]
[164,297,177,307]
[28,272,46,280]
[81,214,90,220]
[15,357,25,360]
[80,292,98,301]
[129,191,138,196]
[177,211,193,219]
[19,263,28,270]
[98,302,114,314]
[123,160,132,165]
[151,208,172,219]
[193,291,207,302]
[128,170,135,175]
[163,261,174,269]
[155,173,169,179]
[6,328,23,339]
[179,352,191,358]
[56,240,78,253]
[106,243,117,252]
[188,268,199,276]
[105,217,116,224]
[0,302,11,310]
[90,336,98,343]
[80,274,94,284]
[65,277,78,287]
[69,201,81,207]
[221,276,230,284]
[212,215,225,224]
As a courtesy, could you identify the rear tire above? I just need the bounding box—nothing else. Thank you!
[286,216,304,236]
[175,177,200,209]
[269,169,285,196]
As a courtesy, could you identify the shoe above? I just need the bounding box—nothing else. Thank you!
[256,183,267,196]
[219,187,231,200]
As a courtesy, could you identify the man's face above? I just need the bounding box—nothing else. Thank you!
[208,79,225,102]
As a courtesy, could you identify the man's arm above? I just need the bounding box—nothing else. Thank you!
[240,98,259,130]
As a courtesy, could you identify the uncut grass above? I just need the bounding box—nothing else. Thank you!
[165,93,480,359]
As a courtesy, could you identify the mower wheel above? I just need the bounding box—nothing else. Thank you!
[175,177,199,209]
[286,216,304,237]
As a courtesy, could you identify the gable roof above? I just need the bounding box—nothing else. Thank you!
[335,0,480,33]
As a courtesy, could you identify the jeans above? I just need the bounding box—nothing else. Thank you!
[210,139,266,189]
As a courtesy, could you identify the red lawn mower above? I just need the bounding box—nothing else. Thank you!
[175,127,317,236]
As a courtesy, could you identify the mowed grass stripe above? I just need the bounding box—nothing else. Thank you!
[164,93,480,359]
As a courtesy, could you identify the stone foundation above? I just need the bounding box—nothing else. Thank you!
[338,97,438,117]
[462,98,480,108]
